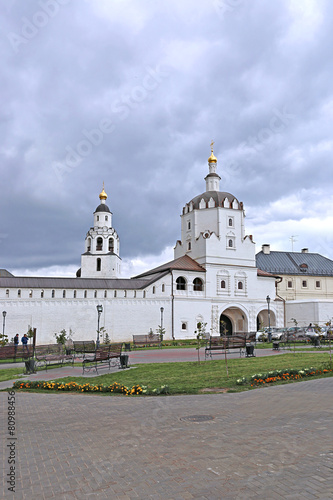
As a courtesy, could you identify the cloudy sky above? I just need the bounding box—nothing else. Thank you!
[1,0,333,277]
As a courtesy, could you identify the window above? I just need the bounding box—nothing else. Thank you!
[73,290,77,298]
[152,286,155,294]
[87,238,91,251]
[62,290,66,298]
[143,291,146,298]
[228,239,233,248]
[237,281,243,290]
[6,289,9,297]
[302,280,307,288]
[176,277,186,290]
[221,280,226,289]
[105,216,108,221]
[287,281,293,288]
[29,290,33,298]
[228,218,233,227]
[104,290,107,298]
[52,290,55,298]
[187,221,191,230]
[162,284,165,292]
[41,290,44,298]
[316,280,321,288]
[18,289,21,297]
[84,290,87,298]
[96,258,101,272]
[96,237,103,251]
[109,238,114,252]
[134,291,137,298]
[124,290,127,298]
[114,290,117,297]
[193,278,203,291]
[94,290,97,298]
[97,215,99,221]
[187,241,191,251]
[181,322,187,330]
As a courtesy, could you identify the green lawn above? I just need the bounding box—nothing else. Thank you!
[49,352,332,394]
[0,367,24,382]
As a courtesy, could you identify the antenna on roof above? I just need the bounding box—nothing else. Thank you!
[290,235,298,252]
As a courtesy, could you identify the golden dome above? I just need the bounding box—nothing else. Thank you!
[208,152,217,163]
[208,140,217,163]
[99,182,108,201]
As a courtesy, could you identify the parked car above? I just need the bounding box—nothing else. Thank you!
[271,328,287,340]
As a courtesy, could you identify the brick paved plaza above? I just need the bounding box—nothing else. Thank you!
[1,376,333,499]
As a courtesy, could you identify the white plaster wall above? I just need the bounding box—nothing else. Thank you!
[285,300,333,327]
[81,253,121,278]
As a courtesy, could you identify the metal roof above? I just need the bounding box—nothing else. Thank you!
[186,190,240,210]
[0,272,169,290]
[256,251,333,276]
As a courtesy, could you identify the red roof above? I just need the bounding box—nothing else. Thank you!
[134,255,206,278]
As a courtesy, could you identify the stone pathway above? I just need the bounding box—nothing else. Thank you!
[1,377,332,499]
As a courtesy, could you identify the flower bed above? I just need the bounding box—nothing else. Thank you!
[236,366,333,387]
[12,380,169,395]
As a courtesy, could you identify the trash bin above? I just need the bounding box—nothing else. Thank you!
[273,341,280,351]
[25,359,36,374]
[119,354,129,369]
[245,344,255,357]
[124,343,131,352]
[314,338,320,347]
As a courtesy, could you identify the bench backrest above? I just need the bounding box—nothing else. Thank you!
[0,345,34,358]
[73,340,96,353]
[35,344,64,356]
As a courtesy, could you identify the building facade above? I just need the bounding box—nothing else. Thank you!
[256,245,333,326]
[0,149,283,344]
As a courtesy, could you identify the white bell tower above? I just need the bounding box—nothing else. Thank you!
[80,184,121,278]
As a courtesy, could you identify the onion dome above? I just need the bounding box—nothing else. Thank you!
[99,182,107,201]
[208,140,217,163]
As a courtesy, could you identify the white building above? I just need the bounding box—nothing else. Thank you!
[0,148,283,344]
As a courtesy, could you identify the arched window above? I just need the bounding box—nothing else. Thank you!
[182,322,187,330]
[6,289,9,297]
[228,218,233,226]
[221,280,226,289]
[96,258,101,272]
[134,291,137,298]
[193,278,203,291]
[109,238,114,252]
[96,237,103,251]
[176,277,186,290]
[238,281,243,290]
[187,241,191,251]
[143,291,146,298]
[162,284,165,292]
[73,290,77,298]
[29,290,33,298]
[188,221,191,230]
[87,238,91,251]
[228,239,233,248]
[152,286,155,294]
[104,290,107,298]
[41,290,44,298]
[18,289,21,297]
[114,290,117,297]
[52,290,55,298]
[62,290,66,298]
[105,215,108,221]
[94,290,97,298]
[84,290,87,298]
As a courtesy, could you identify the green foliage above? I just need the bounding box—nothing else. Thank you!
[156,325,166,342]
[54,329,67,345]
[194,321,208,363]
[0,333,9,346]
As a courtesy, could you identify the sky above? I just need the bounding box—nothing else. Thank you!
[1,0,333,278]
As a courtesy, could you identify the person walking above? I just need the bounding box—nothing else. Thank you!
[21,333,29,354]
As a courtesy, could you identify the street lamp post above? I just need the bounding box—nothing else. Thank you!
[96,305,103,348]
[2,311,7,338]
[266,295,271,342]
[160,307,164,344]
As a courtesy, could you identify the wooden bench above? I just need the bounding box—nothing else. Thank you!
[132,334,161,349]
[205,335,247,359]
[35,344,74,371]
[73,340,96,359]
[82,343,123,374]
[0,344,34,362]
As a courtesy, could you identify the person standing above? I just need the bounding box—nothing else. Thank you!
[21,333,29,353]
[14,334,19,356]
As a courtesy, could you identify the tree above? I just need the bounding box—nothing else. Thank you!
[195,321,207,363]
[156,325,166,343]
[54,329,67,345]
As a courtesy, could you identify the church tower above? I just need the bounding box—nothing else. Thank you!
[80,184,121,278]
[174,143,256,268]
